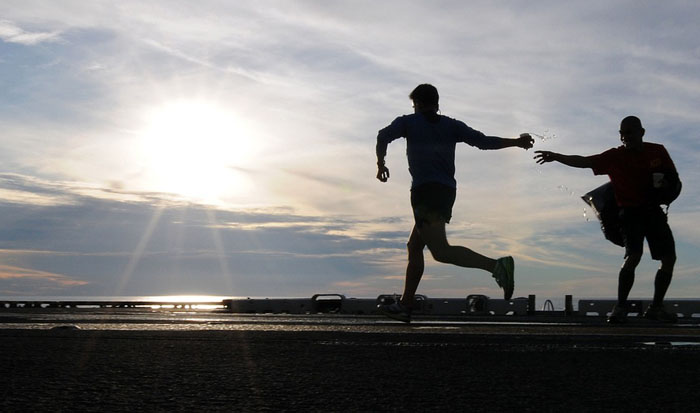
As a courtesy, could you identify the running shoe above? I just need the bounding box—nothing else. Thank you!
[607,303,628,324]
[643,304,678,323]
[492,256,514,300]
[378,301,412,323]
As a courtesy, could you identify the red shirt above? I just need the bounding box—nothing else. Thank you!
[589,142,676,207]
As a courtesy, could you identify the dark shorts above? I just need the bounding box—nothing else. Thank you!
[410,182,456,228]
[620,206,675,260]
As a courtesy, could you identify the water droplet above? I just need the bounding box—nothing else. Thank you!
[529,130,557,142]
[557,185,575,196]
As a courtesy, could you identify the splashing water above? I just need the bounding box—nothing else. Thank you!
[530,129,557,141]
[557,185,576,196]
[555,185,591,222]
[530,129,557,176]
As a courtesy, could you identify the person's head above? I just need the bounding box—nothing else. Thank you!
[409,84,439,113]
[619,115,645,150]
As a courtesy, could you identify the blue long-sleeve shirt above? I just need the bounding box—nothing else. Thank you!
[376,113,502,189]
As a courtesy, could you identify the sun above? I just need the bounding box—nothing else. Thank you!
[137,100,257,203]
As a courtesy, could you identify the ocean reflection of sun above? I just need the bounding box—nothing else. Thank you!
[137,100,256,204]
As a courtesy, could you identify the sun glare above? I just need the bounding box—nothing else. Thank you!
[137,101,257,203]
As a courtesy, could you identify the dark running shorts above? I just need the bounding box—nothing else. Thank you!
[410,182,456,227]
[620,206,675,260]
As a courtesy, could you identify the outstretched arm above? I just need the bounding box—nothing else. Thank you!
[534,151,593,168]
[478,133,534,150]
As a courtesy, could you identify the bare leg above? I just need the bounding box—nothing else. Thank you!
[618,253,641,305]
[653,252,676,306]
[419,219,496,272]
[400,225,426,307]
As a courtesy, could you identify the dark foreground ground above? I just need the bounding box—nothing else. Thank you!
[2,314,700,411]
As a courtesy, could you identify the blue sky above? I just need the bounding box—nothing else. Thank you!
[1,1,699,300]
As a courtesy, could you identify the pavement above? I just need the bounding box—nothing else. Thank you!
[2,309,700,411]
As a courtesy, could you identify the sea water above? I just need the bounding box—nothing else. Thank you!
[0,294,594,312]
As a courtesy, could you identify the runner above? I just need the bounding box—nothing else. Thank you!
[375,84,533,322]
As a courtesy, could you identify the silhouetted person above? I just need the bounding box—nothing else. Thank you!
[375,84,534,322]
[535,116,679,323]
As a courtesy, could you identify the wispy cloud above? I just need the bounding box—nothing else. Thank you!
[0,264,88,286]
[0,20,61,45]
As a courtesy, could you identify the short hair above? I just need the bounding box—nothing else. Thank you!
[409,84,439,106]
[621,115,643,130]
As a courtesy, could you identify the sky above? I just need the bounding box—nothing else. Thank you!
[1,1,699,301]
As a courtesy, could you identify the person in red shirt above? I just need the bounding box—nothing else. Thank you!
[534,116,679,323]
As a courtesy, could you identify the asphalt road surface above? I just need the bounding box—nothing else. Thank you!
[2,311,700,411]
